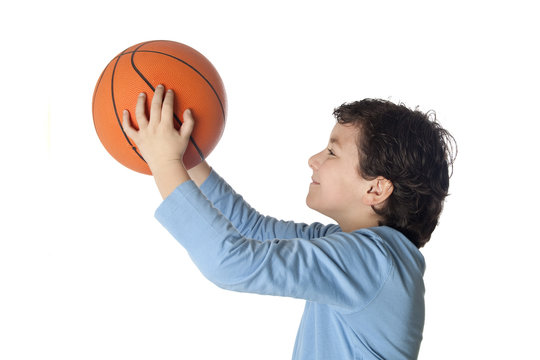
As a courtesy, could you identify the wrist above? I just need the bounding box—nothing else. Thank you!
[187,160,212,187]
[149,160,191,200]
[148,159,184,174]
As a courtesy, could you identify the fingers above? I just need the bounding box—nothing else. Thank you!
[135,92,148,129]
[180,109,195,139]
[161,89,175,127]
[150,84,165,124]
[122,110,137,140]
[124,85,181,139]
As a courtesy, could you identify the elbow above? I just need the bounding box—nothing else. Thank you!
[192,237,267,290]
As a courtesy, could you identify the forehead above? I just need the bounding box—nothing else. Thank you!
[329,122,359,146]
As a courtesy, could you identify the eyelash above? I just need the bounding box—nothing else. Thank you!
[327,148,335,156]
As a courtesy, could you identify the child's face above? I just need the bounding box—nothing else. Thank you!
[306,123,372,224]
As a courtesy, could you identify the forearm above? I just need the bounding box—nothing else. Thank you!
[187,160,212,187]
[151,160,211,199]
[150,160,191,200]
[154,181,379,309]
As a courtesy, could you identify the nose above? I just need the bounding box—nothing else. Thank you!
[308,151,322,170]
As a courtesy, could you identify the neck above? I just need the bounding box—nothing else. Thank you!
[337,212,380,233]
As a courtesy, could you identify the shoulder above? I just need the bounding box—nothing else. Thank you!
[320,226,426,283]
[330,228,396,274]
[367,226,426,275]
[327,227,425,312]
[307,228,396,283]
[306,229,396,311]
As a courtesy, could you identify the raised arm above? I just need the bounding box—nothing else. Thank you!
[195,166,340,241]
[121,86,338,241]
[155,179,392,311]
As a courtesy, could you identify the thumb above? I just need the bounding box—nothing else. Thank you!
[122,110,138,139]
[180,109,195,138]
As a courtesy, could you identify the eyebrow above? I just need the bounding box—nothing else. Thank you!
[329,137,341,147]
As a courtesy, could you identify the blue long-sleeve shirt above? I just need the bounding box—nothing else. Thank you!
[154,169,425,359]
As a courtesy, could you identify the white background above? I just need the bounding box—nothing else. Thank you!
[1,0,539,359]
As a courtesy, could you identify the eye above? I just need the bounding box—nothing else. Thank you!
[327,148,335,156]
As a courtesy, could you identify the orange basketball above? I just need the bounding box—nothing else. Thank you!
[92,40,227,174]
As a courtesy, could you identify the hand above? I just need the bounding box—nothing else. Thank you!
[122,84,195,173]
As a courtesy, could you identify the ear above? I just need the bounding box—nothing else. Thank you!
[362,177,393,206]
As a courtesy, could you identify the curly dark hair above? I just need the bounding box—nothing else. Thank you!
[333,99,456,248]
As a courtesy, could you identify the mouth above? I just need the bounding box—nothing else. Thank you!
[311,177,320,185]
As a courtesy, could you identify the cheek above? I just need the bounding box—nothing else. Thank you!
[324,166,362,200]
[319,174,344,200]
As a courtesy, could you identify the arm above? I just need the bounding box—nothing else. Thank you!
[198,167,340,241]
[140,90,338,241]
[122,85,390,309]
[187,160,211,187]
[121,86,193,200]
[121,86,338,241]
[155,179,392,311]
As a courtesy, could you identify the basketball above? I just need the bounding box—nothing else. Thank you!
[92,40,227,174]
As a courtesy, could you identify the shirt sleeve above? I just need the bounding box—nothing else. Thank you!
[198,168,340,241]
[155,180,393,312]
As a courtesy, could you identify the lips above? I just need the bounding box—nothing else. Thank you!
[311,176,320,185]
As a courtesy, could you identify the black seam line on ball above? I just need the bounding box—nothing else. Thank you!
[130,42,205,161]
[111,50,146,163]
[126,40,225,119]
[135,49,226,119]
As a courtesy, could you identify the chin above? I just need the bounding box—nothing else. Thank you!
[306,198,328,218]
[306,192,317,210]
[305,197,314,210]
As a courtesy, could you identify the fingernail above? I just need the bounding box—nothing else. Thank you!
[157,84,164,89]
[167,89,173,93]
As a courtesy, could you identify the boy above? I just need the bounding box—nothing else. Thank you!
[122,85,455,359]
